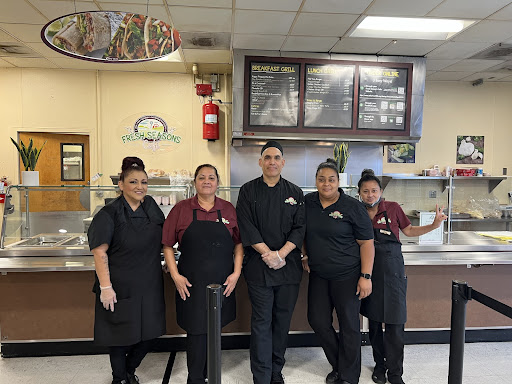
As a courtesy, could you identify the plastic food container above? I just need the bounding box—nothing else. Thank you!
[455,168,477,176]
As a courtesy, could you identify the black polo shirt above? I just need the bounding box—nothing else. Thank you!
[305,189,373,281]
[236,176,305,286]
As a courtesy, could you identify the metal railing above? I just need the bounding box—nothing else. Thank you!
[448,280,512,383]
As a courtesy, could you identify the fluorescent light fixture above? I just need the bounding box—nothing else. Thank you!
[350,16,475,40]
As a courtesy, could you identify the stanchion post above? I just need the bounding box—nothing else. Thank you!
[448,280,471,384]
[207,284,222,384]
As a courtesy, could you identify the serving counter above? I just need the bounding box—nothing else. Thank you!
[1,231,512,357]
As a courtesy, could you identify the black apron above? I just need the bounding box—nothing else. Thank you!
[94,200,166,346]
[360,211,407,325]
[176,209,236,334]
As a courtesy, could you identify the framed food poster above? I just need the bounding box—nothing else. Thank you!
[387,143,416,163]
[456,135,484,164]
[42,11,181,62]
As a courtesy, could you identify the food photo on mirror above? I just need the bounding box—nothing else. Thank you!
[456,135,484,164]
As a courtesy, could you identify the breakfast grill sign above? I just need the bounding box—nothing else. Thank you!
[42,11,181,62]
[119,114,184,152]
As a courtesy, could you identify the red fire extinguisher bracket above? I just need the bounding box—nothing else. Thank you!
[203,101,220,141]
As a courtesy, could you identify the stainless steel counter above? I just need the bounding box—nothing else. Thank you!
[1,232,511,272]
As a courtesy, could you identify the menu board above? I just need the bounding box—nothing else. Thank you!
[357,66,408,130]
[304,64,354,128]
[249,62,300,127]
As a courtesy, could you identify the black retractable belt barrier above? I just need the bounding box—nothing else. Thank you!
[207,284,223,384]
[448,279,512,384]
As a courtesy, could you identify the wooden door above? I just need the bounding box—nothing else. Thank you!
[18,132,90,212]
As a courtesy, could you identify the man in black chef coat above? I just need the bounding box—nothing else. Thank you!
[236,141,306,384]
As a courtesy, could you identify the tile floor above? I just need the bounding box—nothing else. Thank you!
[0,342,510,384]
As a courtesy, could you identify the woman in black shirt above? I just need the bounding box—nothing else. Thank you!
[88,157,166,384]
[302,159,374,384]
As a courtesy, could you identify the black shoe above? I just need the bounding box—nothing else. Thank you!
[127,373,140,384]
[112,381,127,384]
[389,379,405,384]
[372,367,386,384]
[326,370,340,383]
[271,372,285,384]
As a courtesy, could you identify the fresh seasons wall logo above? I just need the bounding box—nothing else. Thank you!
[42,11,181,63]
[120,114,183,152]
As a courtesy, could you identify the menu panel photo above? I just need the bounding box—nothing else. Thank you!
[249,62,300,127]
[304,64,354,128]
[357,66,408,130]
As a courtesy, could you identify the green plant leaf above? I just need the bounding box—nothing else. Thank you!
[29,150,36,171]
[34,141,47,166]
[27,138,33,156]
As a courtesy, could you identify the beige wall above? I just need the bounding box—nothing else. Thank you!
[0,68,232,188]
[383,80,512,203]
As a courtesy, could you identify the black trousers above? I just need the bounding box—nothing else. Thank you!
[368,320,405,383]
[186,333,208,384]
[109,339,154,383]
[307,272,361,384]
[247,283,300,384]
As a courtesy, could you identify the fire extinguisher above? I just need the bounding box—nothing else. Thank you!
[203,100,219,141]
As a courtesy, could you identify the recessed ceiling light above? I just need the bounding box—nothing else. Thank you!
[350,16,475,40]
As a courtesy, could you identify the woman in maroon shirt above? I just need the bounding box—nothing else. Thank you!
[358,169,446,384]
[162,164,243,384]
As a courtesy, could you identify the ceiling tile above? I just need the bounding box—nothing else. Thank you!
[484,60,512,72]
[3,57,57,68]
[489,3,512,20]
[428,0,512,18]
[30,1,99,20]
[0,29,19,43]
[141,60,187,73]
[166,0,231,7]
[367,0,444,16]
[452,20,512,43]
[0,58,15,67]
[182,49,231,63]
[98,4,169,23]
[443,59,505,72]
[427,70,474,80]
[96,0,163,3]
[234,10,295,35]
[233,34,286,50]
[170,6,231,33]
[426,70,436,76]
[25,41,68,58]
[426,59,461,70]
[331,37,391,54]
[302,0,373,14]
[1,0,48,24]
[379,39,445,56]
[291,13,359,37]
[499,74,512,81]
[51,57,146,71]
[281,36,339,52]
[460,71,512,81]
[426,42,490,59]
[0,23,45,43]
[236,0,302,12]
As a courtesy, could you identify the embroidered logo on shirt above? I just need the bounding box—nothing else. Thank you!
[284,197,297,205]
[216,218,230,225]
[376,217,391,225]
[380,229,391,235]
[329,211,343,219]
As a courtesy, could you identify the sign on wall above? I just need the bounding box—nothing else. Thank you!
[42,11,181,62]
[456,135,484,164]
[120,114,184,152]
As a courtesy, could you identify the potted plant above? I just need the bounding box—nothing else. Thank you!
[333,142,351,187]
[10,137,46,186]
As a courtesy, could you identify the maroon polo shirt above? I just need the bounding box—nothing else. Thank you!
[162,195,241,248]
[371,200,411,241]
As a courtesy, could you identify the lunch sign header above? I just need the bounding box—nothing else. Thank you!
[243,56,413,138]
[42,11,181,63]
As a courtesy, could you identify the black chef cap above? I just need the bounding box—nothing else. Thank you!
[261,140,283,156]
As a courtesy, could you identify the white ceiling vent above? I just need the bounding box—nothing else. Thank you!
[470,43,512,60]
[180,32,231,50]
